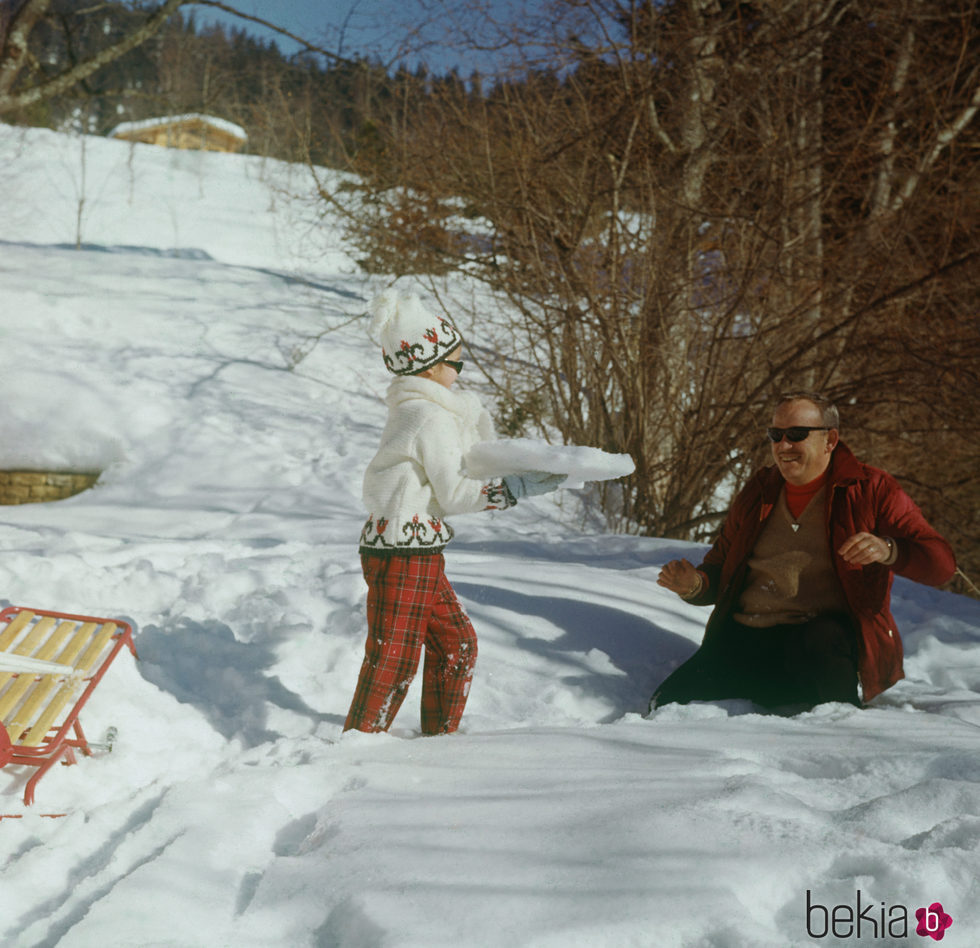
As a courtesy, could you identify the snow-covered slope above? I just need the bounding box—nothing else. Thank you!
[0,125,977,947]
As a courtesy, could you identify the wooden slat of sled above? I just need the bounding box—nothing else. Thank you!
[0,618,68,722]
[22,624,115,747]
[9,622,96,742]
[0,609,35,651]
[0,605,136,807]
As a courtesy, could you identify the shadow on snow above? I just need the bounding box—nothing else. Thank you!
[455,581,698,721]
[136,618,341,746]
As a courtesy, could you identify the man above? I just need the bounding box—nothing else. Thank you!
[651,393,956,710]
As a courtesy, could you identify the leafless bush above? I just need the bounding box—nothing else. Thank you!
[336,0,980,584]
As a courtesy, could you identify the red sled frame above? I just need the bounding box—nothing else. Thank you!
[0,604,137,808]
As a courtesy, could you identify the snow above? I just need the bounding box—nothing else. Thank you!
[0,124,978,947]
[0,654,75,676]
[466,438,635,490]
[108,113,248,142]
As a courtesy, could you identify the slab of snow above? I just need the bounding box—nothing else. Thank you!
[466,438,635,489]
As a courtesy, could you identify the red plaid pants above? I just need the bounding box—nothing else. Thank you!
[344,553,478,735]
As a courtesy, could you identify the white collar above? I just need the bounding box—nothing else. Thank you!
[386,374,481,423]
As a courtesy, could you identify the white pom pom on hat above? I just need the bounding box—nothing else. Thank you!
[367,289,463,375]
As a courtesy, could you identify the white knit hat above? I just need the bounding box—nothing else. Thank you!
[367,289,463,375]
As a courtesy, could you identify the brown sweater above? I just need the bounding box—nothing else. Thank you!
[734,485,849,627]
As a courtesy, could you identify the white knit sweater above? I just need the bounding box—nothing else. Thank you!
[359,376,514,555]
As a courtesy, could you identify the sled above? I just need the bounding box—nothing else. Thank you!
[0,604,136,806]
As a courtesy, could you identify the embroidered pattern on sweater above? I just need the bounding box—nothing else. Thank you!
[359,478,513,553]
[360,514,453,552]
[383,318,462,375]
[483,479,514,509]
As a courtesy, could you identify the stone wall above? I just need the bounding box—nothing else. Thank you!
[0,471,99,505]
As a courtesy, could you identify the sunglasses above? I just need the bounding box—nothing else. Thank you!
[442,359,464,374]
[767,426,831,443]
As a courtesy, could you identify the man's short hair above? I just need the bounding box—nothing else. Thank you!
[776,391,840,429]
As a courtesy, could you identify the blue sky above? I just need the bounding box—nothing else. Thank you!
[191,0,534,74]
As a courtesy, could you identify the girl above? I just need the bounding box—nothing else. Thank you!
[344,289,563,735]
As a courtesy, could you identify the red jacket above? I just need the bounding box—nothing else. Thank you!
[691,442,956,701]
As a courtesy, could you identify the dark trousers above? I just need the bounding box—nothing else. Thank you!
[650,613,860,711]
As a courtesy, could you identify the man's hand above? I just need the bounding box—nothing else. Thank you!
[838,532,892,566]
[657,558,703,598]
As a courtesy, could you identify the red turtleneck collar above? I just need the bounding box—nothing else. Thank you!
[784,468,829,520]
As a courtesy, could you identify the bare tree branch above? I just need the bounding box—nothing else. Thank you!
[0,0,52,100]
[0,0,364,118]
[891,79,980,213]
[191,0,360,66]
[0,0,189,114]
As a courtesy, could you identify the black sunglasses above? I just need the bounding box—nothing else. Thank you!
[767,426,831,443]
[442,359,464,374]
